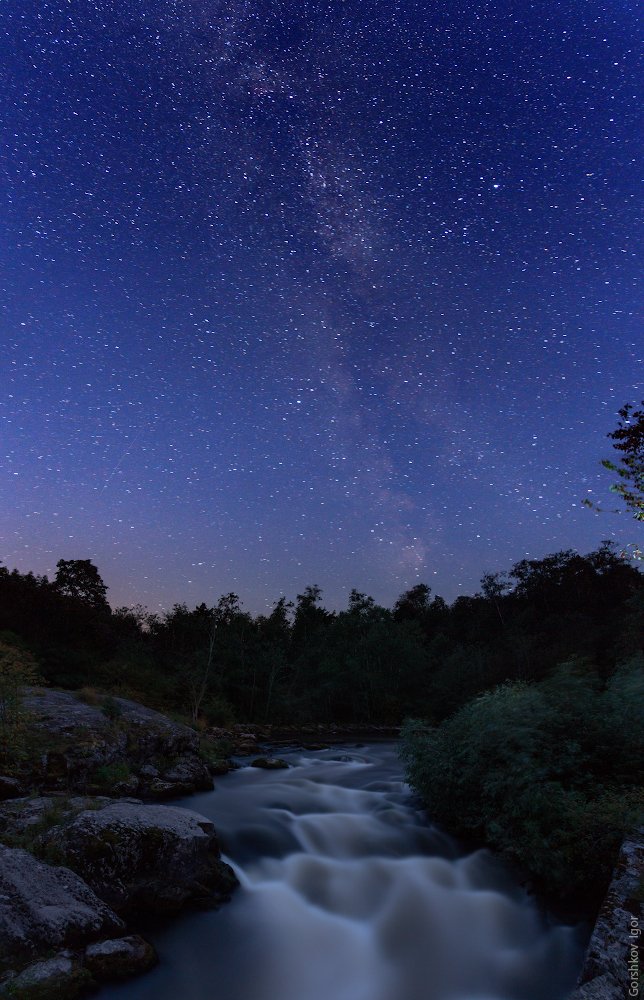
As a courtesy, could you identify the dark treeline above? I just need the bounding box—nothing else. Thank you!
[0,543,641,728]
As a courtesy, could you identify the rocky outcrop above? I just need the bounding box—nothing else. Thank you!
[37,800,238,916]
[569,828,643,1000]
[22,688,213,799]
[0,846,123,969]
[84,935,157,981]
[0,692,239,995]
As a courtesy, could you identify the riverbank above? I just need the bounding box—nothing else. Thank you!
[0,688,240,998]
[206,722,401,756]
[0,690,400,996]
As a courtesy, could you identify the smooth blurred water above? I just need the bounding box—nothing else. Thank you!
[99,743,585,1000]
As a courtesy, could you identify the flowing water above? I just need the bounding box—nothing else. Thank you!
[100,744,585,1000]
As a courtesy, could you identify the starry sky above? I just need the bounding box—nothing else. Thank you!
[1,1,641,614]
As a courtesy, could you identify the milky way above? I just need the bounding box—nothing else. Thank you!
[1,1,641,613]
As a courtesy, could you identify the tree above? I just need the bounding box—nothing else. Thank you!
[186,608,217,726]
[156,602,218,725]
[54,559,109,608]
[292,585,331,646]
[603,401,644,520]
[480,572,509,626]
[393,583,431,623]
[583,401,644,559]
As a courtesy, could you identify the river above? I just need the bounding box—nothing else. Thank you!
[99,743,585,1000]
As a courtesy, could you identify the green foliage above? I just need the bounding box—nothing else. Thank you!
[401,656,644,905]
[200,695,236,727]
[1,797,71,865]
[198,736,234,769]
[91,760,131,788]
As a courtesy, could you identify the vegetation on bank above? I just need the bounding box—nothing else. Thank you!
[401,401,644,908]
[401,657,644,906]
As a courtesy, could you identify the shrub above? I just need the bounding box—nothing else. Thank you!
[202,695,236,728]
[92,761,131,788]
[76,686,100,705]
[400,657,644,906]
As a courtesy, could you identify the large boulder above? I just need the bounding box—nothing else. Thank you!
[22,688,212,798]
[0,846,123,970]
[38,801,238,916]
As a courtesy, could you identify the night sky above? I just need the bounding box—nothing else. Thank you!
[1,1,641,615]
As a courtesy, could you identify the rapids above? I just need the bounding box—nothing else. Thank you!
[99,743,585,1000]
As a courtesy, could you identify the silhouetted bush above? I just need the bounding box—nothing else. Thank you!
[400,655,644,905]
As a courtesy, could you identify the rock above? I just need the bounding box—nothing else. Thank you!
[145,779,178,800]
[0,846,123,970]
[569,974,624,999]
[250,757,289,770]
[21,688,212,798]
[0,776,24,801]
[139,758,214,799]
[138,765,159,780]
[236,742,263,755]
[0,798,57,838]
[4,951,94,999]
[84,935,157,981]
[207,759,234,776]
[570,827,644,1000]
[0,797,113,841]
[38,801,238,917]
[159,756,214,794]
[112,776,140,797]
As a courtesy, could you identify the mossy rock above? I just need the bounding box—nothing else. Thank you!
[3,954,95,1000]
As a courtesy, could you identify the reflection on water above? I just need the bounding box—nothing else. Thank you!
[99,744,585,1000]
